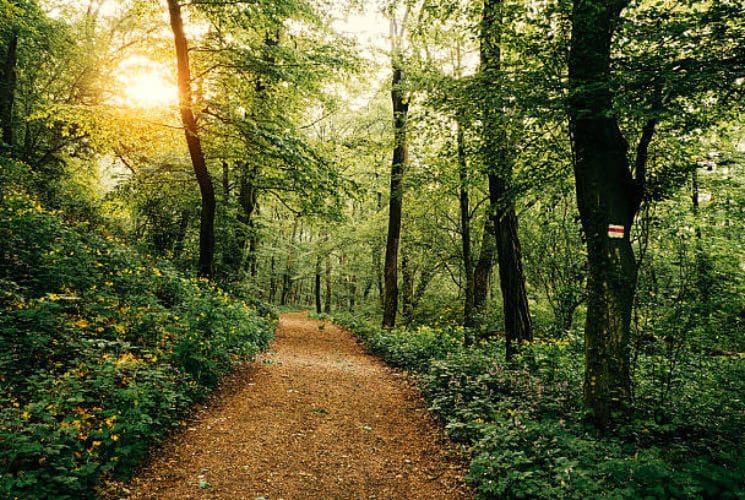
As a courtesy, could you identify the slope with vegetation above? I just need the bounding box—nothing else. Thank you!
[0,160,275,497]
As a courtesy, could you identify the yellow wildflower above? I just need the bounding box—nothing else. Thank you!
[73,319,89,329]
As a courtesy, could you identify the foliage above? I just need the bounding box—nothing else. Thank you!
[0,165,274,497]
[337,313,745,498]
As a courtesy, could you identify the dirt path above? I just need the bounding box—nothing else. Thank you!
[125,312,470,499]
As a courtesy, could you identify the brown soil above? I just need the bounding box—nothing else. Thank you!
[123,312,471,499]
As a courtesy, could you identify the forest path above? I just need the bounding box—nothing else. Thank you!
[125,311,470,499]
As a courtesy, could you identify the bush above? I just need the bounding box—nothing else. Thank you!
[0,180,274,498]
[337,314,745,499]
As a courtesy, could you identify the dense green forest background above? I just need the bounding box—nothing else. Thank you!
[1,0,743,497]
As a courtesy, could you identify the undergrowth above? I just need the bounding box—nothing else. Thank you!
[0,161,275,498]
[333,313,745,499]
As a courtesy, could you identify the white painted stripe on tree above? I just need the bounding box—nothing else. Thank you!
[608,224,625,239]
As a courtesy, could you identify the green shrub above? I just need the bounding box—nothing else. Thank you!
[338,314,745,499]
[0,183,274,498]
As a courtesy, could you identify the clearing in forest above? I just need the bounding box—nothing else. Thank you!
[124,312,470,499]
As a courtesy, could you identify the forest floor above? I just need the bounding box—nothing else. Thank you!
[123,312,470,499]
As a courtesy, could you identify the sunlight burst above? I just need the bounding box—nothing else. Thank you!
[116,56,177,109]
[123,72,177,109]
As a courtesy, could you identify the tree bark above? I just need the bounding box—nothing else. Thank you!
[349,274,357,310]
[0,28,18,150]
[382,58,408,329]
[374,189,384,307]
[167,0,215,278]
[324,252,332,314]
[280,217,298,306]
[480,0,532,358]
[221,161,230,199]
[401,251,414,325]
[457,120,475,327]
[315,254,322,314]
[493,204,533,358]
[473,216,496,314]
[413,264,435,314]
[238,165,258,276]
[269,255,276,302]
[568,0,638,429]
[691,169,711,304]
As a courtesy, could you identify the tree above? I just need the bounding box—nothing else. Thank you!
[0,26,18,150]
[166,0,216,278]
[382,5,410,328]
[567,0,638,428]
[480,0,532,358]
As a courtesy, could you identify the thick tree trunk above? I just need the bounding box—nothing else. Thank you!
[457,120,475,327]
[480,0,532,357]
[493,204,533,358]
[382,60,408,329]
[568,0,638,428]
[473,217,496,314]
[0,28,18,150]
[167,0,215,278]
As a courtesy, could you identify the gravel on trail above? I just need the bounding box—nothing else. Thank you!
[124,311,471,499]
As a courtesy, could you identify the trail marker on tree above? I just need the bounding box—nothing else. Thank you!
[608,224,625,239]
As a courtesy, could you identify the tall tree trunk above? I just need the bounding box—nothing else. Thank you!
[493,205,533,358]
[167,0,215,278]
[0,28,18,151]
[382,57,408,328]
[473,217,496,314]
[457,120,475,327]
[238,166,258,276]
[349,274,357,310]
[281,217,298,306]
[480,0,532,358]
[269,255,276,302]
[221,161,230,200]
[374,188,384,307]
[249,209,259,278]
[315,254,322,314]
[401,251,414,325]
[324,252,332,314]
[568,0,639,429]
[691,169,711,304]
[413,265,435,314]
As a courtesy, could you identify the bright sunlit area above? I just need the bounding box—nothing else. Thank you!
[116,56,177,109]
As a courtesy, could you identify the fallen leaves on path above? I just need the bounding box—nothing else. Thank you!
[122,312,471,499]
